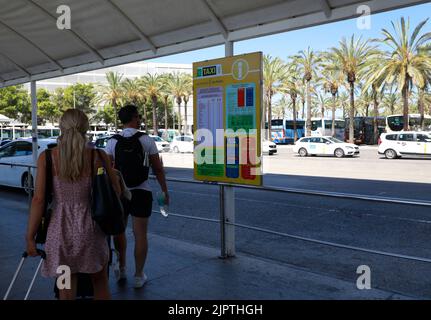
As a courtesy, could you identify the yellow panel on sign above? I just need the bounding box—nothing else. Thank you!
[193,52,262,186]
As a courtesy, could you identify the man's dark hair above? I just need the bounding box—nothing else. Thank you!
[118,104,138,124]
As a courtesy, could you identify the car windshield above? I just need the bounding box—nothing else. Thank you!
[152,136,163,142]
[326,137,343,143]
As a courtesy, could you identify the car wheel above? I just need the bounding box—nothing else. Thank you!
[298,148,308,157]
[21,173,34,195]
[334,148,344,158]
[384,149,397,159]
[173,146,179,153]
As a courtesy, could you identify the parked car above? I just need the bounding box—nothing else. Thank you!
[170,135,194,153]
[0,139,57,192]
[94,135,112,149]
[263,140,277,155]
[0,139,12,147]
[378,132,431,159]
[293,136,359,158]
[149,135,170,153]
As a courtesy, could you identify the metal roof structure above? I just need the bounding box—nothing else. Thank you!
[0,0,429,88]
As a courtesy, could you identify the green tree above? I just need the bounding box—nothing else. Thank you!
[63,83,96,115]
[141,73,165,134]
[96,71,124,132]
[294,47,321,137]
[165,72,192,132]
[327,36,378,143]
[0,85,31,122]
[37,88,61,125]
[365,18,431,130]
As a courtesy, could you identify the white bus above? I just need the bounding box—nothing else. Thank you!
[386,114,431,132]
[308,118,345,141]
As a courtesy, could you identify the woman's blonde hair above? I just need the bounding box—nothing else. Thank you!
[58,109,89,182]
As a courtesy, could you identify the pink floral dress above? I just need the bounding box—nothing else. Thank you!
[41,160,109,278]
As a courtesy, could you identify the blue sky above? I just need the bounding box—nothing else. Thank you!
[150,2,431,64]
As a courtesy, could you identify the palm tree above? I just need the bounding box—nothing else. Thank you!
[322,64,344,136]
[381,85,400,115]
[294,48,321,137]
[280,62,301,142]
[263,55,288,138]
[166,72,191,132]
[366,18,431,130]
[141,73,165,134]
[327,36,378,143]
[96,71,124,131]
[182,86,193,134]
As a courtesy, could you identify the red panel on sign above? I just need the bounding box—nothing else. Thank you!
[237,87,245,107]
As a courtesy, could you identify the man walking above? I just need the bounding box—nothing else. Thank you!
[105,104,169,288]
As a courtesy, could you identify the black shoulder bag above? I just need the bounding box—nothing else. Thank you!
[35,149,53,244]
[90,149,126,235]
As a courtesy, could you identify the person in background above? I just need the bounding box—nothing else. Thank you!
[105,104,169,288]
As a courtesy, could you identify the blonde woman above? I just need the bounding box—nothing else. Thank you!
[25,109,120,300]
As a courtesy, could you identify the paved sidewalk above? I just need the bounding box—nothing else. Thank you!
[1,202,413,300]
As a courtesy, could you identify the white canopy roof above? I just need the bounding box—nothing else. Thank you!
[0,0,428,88]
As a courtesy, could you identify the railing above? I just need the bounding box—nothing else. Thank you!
[1,161,431,265]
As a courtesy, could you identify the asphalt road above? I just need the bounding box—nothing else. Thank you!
[1,150,431,299]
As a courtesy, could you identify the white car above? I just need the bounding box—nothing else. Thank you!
[263,140,277,155]
[149,135,171,153]
[0,139,57,191]
[170,135,194,153]
[293,136,359,158]
[378,132,431,159]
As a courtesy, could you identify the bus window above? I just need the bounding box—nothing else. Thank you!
[387,116,404,131]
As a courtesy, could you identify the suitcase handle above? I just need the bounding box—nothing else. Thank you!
[22,249,46,259]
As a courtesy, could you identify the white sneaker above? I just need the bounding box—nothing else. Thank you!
[134,274,148,288]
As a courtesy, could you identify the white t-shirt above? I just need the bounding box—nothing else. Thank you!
[105,128,158,191]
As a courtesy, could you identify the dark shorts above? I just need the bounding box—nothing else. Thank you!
[124,189,153,218]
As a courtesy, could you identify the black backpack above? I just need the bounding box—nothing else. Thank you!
[113,132,149,188]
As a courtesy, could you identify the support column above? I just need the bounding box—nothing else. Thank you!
[219,40,236,258]
[30,81,38,166]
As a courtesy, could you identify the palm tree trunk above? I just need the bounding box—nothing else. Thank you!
[113,99,118,132]
[177,102,181,131]
[419,88,425,130]
[331,94,336,137]
[365,104,369,117]
[164,97,168,130]
[349,82,355,144]
[402,84,409,131]
[292,97,297,142]
[306,81,312,137]
[373,96,379,145]
[268,94,272,140]
[152,96,158,134]
[184,99,188,134]
[302,101,305,119]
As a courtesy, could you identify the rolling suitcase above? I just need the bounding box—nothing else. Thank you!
[3,250,46,300]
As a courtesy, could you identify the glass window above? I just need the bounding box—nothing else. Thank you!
[183,137,193,142]
[387,116,403,131]
[14,142,32,156]
[311,121,321,131]
[398,134,414,142]
[310,137,323,143]
[0,144,15,157]
[417,134,431,142]
[385,134,397,141]
[152,136,163,142]
[300,138,310,143]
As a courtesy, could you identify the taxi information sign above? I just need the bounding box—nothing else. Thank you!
[193,52,262,186]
